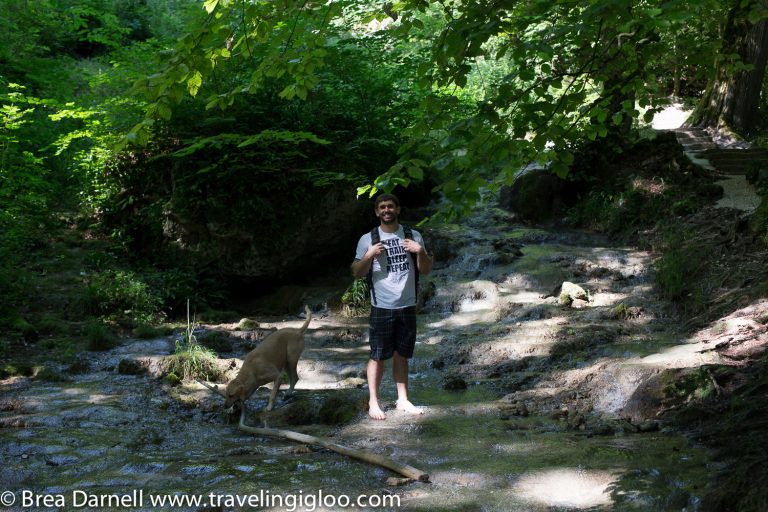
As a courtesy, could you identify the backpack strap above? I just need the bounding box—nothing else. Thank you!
[367,227,381,306]
[402,225,420,299]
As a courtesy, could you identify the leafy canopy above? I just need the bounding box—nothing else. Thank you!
[130,0,737,218]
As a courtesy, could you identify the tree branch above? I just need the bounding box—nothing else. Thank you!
[237,409,430,482]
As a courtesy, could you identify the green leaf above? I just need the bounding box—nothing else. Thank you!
[187,71,203,97]
[204,0,220,14]
[406,166,424,180]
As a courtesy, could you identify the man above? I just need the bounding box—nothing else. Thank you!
[351,193,433,420]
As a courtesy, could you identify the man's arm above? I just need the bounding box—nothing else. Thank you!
[403,238,433,275]
[416,247,433,275]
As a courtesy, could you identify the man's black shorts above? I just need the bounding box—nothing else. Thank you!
[368,306,417,360]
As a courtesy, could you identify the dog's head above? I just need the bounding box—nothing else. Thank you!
[223,381,245,412]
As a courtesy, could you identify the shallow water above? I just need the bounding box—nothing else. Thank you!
[0,210,719,511]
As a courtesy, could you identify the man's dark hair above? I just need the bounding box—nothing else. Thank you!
[374,193,400,208]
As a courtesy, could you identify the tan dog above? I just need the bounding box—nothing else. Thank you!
[224,306,311,411]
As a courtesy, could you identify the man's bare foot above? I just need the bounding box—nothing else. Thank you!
[368,401,387,420]
[396,399,424,415]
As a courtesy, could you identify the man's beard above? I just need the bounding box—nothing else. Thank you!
[380,213,398,225]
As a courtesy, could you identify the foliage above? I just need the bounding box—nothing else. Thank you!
[751,196,768,245]
[132,323,173,339]
[127,0,744,219]
[81,269,163,326]
[163,300,223,382]
[653,227,705,301]
[341,278,371,317]
[85,318,118,351]
[168,335,222,383]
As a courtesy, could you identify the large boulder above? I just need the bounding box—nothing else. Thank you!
[161,188,371,284]
[498,165,572,222]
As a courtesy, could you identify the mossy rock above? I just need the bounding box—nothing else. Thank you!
[199,330,234,353]
[318,394,363,425]
[67,359,91,375]
[442,373,468,391]
[559,281,588,306]
[234,318,260,331]
[34,366,70,382]
[164,372,182,387]
[0,362,36,379]
[118,358,147,375]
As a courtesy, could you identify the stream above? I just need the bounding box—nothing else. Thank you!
[0,204,719,511]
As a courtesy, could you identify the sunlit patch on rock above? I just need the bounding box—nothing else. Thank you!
[511,468,616,508]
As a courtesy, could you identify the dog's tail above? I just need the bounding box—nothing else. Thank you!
[299,305,312,334]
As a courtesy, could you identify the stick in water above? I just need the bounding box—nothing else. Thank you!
[237,409,430,483]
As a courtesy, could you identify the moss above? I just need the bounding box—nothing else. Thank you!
[317,395,361,425]
[34,366,70,382]
[0,362,36,378]
[234,318,259,331]
[132,324,172,339]
[164,372,182,387]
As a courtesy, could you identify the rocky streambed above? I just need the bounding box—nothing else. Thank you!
[3,204,767,511]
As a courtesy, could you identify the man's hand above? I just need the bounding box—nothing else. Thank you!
[351,242,386,278]
[366,242,386,259]
[402,239,423,254]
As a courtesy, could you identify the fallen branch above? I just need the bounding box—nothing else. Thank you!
[237,410,430,483]
[197,379,226,398]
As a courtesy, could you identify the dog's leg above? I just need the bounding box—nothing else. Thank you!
[286,365,299,395]
[266,374,283,411]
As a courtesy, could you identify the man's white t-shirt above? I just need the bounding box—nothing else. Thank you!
[355,226,425,309]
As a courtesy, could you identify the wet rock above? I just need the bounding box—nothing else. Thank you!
[571,298,590,309]
[417,280,437,311]
[67,359,90,375]
[430,358,445,370]
[512,305,554,322]
[318,394,363,425]
[492,238,524,255]
[499,401,529,418]
[45,455,79,466]
[337,377,366,388]
[665,488,691,509]
[637,420,660,432]
[487,359,527,378]
[567,407,586,430]
[587,421,615,436]
[118,359,146,376]
[442,373,468,391]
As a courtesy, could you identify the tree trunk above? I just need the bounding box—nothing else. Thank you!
[688,2,768,133]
